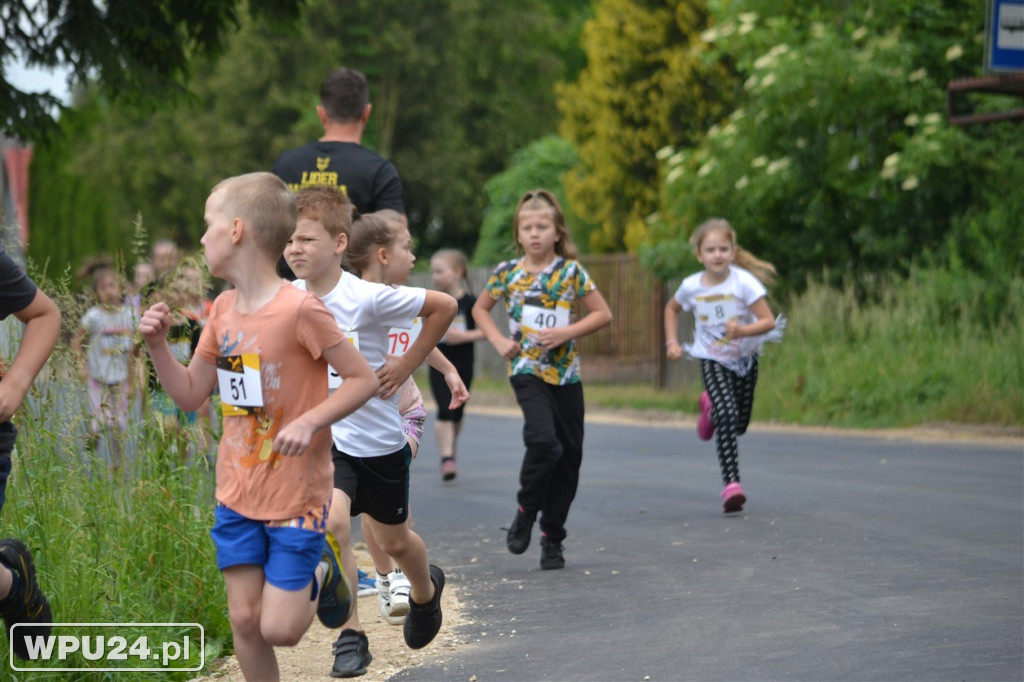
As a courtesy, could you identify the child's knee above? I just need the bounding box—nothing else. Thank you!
[261,620,305,647]
[228,604,262,640]
[326,512,350,543]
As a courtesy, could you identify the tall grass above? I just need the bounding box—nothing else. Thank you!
[567,268,1023,431]
[1,268,229,680]
[756,268,1023,428]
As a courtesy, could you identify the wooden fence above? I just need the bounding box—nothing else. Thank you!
[409,253,697,392]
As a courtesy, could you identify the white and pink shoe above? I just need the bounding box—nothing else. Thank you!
[721,482,746,513]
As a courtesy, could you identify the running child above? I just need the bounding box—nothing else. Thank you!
[472,188,612,570]
[663,218,783,513]
[345,209,468,630]
[139,172,379,682]
[284,187,454,678]
[0,250,60,660]
[428,248,484,481]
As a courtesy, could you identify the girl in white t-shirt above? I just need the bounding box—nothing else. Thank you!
[344,209,467,628]
[72,268,138,469]
[664,219,784,514]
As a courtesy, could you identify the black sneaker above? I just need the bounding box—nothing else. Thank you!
[403,564,445,650]
[506,507,536,555]
[0,538,52,660]
[317,532,353,629]
[330,628,372,678]
[540,537,565,570]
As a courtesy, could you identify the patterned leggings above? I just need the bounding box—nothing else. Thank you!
[700,357,759,485]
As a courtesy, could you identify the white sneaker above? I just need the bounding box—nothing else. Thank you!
[384,569,411,625]
[375,571,392,621]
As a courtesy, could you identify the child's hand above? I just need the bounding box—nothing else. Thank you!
[273,418,313,457]
[723,319,741,340]
[535,327,571,351]
[666,340,683,361]
[138,303,172,346]
[376,355,412,400]
[444,371,469,409]
[493,336,520,360]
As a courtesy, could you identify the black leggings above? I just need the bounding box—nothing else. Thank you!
[700,357,759,485]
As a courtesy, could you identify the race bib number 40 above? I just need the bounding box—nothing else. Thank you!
[216,354,265,416]
[520,302,571,335]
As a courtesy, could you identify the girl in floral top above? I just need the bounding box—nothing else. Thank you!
[473,189,612,570]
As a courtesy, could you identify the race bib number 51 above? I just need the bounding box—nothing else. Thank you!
[217,354,265,416]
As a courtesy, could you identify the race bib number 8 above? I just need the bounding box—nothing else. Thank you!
[521,301,571,335]
[217,354,265,416]
[695,295,739,326]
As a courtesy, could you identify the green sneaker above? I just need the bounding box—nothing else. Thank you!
[0,539,52,660]
[317,532,353,629]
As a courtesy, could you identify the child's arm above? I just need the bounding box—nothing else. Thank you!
[376,290,457,399]
[139,302,217,412]
[273,339,377,456]
[425,348,468,409]
[534,289,613,351]
[441,327,485,346]
[664,298,684,361]
[724,297,775,340]
[0,289,61,422]
[472,290,519,360]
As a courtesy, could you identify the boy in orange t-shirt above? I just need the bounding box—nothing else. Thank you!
[139,172,378,682]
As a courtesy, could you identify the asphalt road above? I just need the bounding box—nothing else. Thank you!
[392,409,1023,682]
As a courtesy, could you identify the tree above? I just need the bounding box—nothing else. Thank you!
[1,0,304,141]
[27,0,589,278]
[643,1,1016,292]
[557,0,733,253]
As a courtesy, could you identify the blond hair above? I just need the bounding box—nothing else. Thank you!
[690,218,776,286]
[211,172,296,258]
[512,189,578,259]
[345,210,405,276]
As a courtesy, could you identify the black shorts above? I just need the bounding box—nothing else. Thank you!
[332,443,412,525]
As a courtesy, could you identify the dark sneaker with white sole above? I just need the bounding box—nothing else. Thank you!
[331,628,372,678]
[403,564,445,649]
[0,538,52,660]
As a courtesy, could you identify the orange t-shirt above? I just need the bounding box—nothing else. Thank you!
[195,283,346,520]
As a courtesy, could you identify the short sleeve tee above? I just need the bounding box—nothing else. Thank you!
[292,272,425,458]
[194,284,346,520]
[673,265,768,368]
[80,305,137,385]
[0,251,37,320]
[484,257,596,386]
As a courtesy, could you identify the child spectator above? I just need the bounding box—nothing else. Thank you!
[139,172,379,682]
[72,267,137,470]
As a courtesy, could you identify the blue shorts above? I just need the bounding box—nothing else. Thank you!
[0,422,14,516]
[210,505,326,591]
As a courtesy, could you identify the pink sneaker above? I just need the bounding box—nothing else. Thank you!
[697,392,715,441]
[440,456,457,481]
[721,482,746,513]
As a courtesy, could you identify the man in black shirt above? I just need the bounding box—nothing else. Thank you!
[273,67,406,279]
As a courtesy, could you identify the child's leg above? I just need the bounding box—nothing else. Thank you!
[735,356,759,436]
[325,487,365,634]
[363,516,434,606]
[538,382,584,544]
[700,360,741,485]
[222,565,279,682]
[509,374,564,513]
